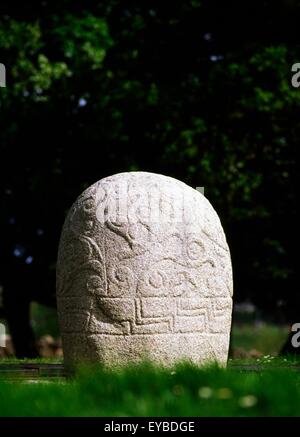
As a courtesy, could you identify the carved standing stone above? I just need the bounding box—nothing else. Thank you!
[56,172,233,367]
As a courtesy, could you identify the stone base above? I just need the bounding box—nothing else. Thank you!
[62,333,230,369]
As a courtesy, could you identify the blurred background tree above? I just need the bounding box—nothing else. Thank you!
[0,0,298,356]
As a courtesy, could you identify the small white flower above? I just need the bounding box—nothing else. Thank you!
[239,395,258,408]
[198,386,213,399]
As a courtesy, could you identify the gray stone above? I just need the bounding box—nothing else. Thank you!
[56,172,233,367]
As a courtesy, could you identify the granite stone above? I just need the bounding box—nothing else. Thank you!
[56,172,233,367]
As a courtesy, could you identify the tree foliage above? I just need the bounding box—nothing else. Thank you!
[0,0,299,319]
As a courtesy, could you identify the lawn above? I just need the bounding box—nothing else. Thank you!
[231,323,288,356]
[0,359,300,417]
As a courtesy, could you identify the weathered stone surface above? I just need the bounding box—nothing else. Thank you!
[56,172,233,367]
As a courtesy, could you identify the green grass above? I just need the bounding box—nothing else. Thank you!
[1,360,300,416]
[231,323,288,355]
[0,323,296,416]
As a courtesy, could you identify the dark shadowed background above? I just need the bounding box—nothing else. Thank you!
[0,0,298,357]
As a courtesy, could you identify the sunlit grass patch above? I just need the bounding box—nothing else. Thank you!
[0,360,300,416]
